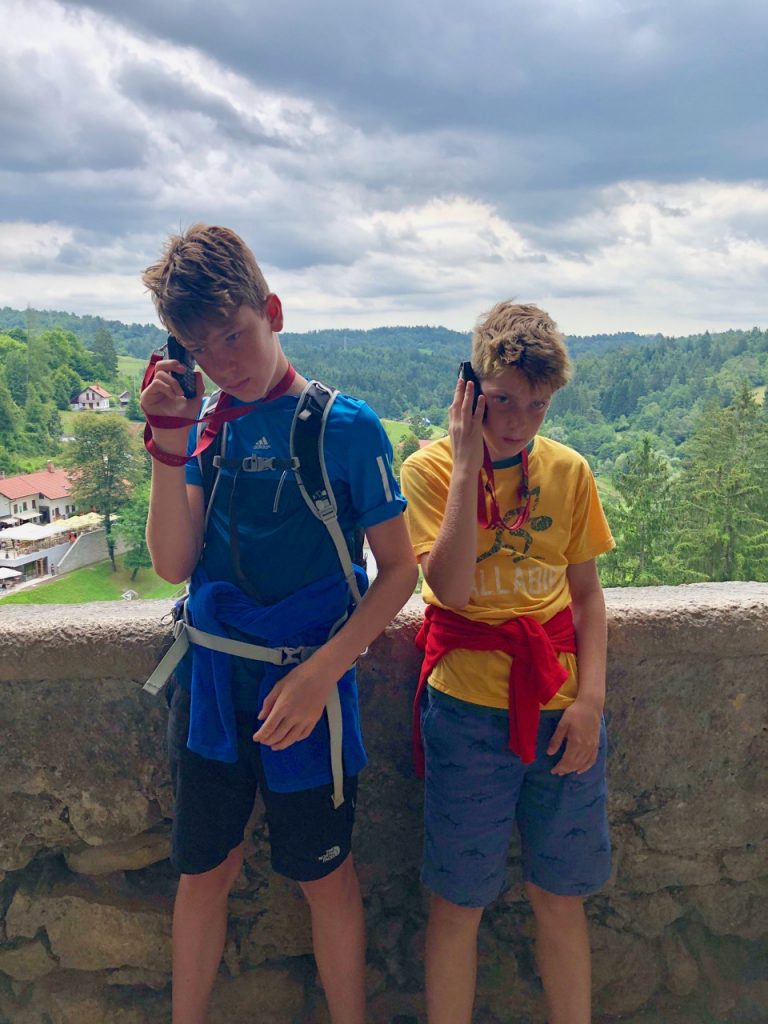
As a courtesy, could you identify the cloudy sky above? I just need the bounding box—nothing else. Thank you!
[1,0,767,336]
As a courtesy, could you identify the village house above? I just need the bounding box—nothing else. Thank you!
[0,464,75,527]
[70,384,111,411]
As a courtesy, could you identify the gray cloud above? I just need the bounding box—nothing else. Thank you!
[0,0,766,335]
[60,0,768,184]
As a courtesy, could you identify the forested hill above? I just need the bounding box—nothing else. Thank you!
[281,326,470,423]
[0,307,165,357]
[1,303,766,476]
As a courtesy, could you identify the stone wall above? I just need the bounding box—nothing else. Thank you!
[0,583,766,1024]
[55,529,127,575]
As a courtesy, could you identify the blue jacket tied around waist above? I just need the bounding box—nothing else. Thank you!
[185,566,369,792]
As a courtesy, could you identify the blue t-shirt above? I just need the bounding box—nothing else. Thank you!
[177,385,406,790]
[185,390,405,604]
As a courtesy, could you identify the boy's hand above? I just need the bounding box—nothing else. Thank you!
[141,359,204,418]
[449,376,485,474]
[252,664,335,751]
[547,699,602,775]
[140,359,204,454]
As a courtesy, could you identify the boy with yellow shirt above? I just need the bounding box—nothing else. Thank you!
[400,302,614,1024]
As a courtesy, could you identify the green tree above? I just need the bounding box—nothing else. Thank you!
[675,385,768,581]
[113,481,152,580]
[4,348,27,405]
[601,437,685,586]
[51,366,83,410]
[65,414,138,571]
[407,414,433,440]
[126,390,144,421]
[22,387,61,455]
[91,327,118,381]
[0,367,21,469]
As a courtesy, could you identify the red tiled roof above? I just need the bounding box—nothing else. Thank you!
[0,467,73,501]
[79,385,111,399]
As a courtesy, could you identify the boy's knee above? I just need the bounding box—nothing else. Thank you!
[298,853,359,909]
[429,892,484,933]
[178,843,245,905]
[525,882,584,922]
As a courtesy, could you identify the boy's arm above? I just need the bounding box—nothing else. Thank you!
[418,376,485,608]
[548,558,607,775]
[253,513,418,750]
[142,360,205,582]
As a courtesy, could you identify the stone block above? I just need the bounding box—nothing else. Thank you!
[207,965,304,1023]
[0,939,57,981]
[6,889,171,972]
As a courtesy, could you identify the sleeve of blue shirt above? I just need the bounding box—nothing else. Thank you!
[339,401,407,529]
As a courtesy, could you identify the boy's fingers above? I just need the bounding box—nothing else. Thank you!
[268,724,306,751]
[547,723,567,755]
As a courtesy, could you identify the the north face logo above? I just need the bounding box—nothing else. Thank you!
[253,436,270,450]
[318,845,341,863]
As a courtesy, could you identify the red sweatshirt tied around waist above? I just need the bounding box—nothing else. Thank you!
[413,604,577,775]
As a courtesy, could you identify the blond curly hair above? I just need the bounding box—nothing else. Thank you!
[470,301,571,390]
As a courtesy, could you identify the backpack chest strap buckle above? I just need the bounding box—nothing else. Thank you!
[239,455,300,473]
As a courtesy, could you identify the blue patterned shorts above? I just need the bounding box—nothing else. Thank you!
[421,687,611,907]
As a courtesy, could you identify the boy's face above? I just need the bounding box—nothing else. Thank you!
[481,366,553,461]
[178,298,284,401]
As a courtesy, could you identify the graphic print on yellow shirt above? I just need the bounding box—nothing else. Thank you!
[400,435,614,711]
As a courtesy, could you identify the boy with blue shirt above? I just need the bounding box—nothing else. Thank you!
[400,302,614,1024]
[140,224,417,1024]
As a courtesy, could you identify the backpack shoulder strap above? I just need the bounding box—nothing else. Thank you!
[196,390,226,532]
[290,380,363,607]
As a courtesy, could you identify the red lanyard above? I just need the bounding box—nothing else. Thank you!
[477,444,531,532]
[142,353,296,466]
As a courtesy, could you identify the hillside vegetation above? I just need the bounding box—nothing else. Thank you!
[0,306,766,586]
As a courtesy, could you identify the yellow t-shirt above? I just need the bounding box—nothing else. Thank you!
[400,435,615,710]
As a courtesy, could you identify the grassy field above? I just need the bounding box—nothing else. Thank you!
[118,355,147,380]
[0,557,181,605]
[381,419,446,446]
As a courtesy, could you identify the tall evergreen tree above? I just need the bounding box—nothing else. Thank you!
[601,437,686,586]
[675,385,768,581]
[91,327,118,381]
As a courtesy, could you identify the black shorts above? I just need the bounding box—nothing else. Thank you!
[167,681,358,881]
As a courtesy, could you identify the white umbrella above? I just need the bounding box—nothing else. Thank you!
[0,567,22,579]
[0,523,52,542]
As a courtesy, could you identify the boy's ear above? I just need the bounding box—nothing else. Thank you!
[265,293,283,332]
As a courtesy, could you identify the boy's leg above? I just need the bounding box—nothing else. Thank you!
[425,893,484,1024]
[172,843,245,1024]
[525,883,591,1024]
[517,711,611,1024]
[299,854,365,1024]
[420,690,525,1024]
[167,684,260,1023]
[261,774,362,1024]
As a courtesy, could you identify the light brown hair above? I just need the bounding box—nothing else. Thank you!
[142,224,270,341]
[471,301,571,391]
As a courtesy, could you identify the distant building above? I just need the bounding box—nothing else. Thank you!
[118,390,131,406]
[0,464,75,527]
[71,385,111,411]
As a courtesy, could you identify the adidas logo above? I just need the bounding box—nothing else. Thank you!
[253,436,271,450]
[318,845,341,863]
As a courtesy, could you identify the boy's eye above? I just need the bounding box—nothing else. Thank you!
[226,332,241,344]
[532,400,548,410]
